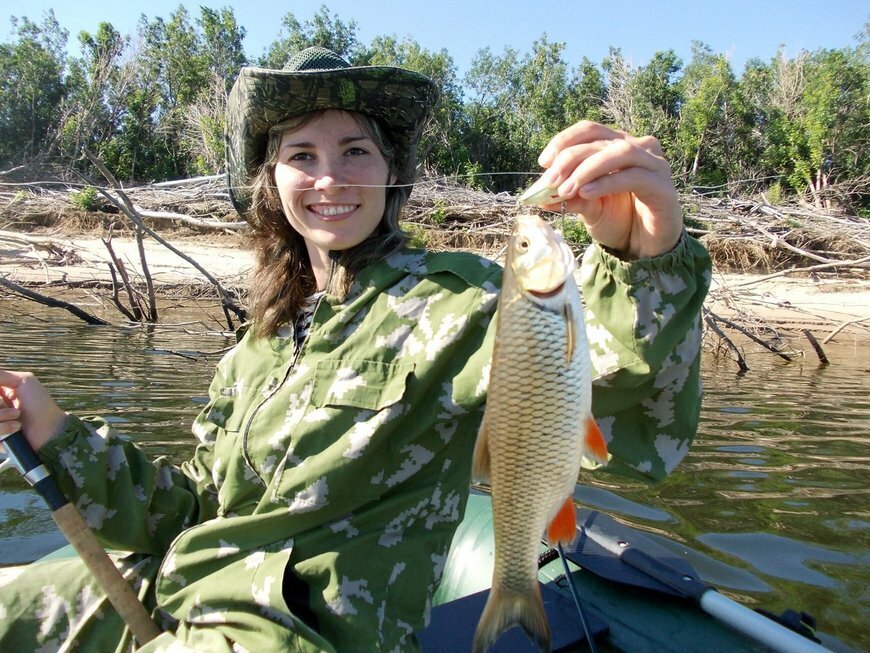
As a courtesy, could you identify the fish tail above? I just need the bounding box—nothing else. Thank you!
[547,497,577,546]
[472,583,551,653]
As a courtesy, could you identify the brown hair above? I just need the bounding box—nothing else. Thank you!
[246,110,414,338]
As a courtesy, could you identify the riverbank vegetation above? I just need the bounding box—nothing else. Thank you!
[2,6,868,368]
[1,6,868,214]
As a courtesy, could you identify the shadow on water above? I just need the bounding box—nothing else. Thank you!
[1,300,867,650]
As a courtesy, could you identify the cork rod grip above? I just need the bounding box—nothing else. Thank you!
[51,502,162,645]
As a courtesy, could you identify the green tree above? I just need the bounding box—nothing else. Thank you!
[59,23,131,165]
[363,35,466,175]
[566,57,606,124]
[787,47,868,208]
[259,5,360,67]
[676,41,737,186]
[464,36,573,191]
[631,50,682,151]
[0,11,68,166]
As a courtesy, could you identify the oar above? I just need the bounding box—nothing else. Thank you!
[563,509,832,653]
[0,429,162,646]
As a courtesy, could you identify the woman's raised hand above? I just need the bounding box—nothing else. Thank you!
[527,120,684,260]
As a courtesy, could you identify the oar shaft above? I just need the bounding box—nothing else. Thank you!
[2,430,161,645]
[700,591,830,653]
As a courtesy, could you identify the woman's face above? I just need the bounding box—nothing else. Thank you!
[273,110,393,260]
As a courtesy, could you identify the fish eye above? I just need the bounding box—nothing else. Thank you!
[518,239,530,251]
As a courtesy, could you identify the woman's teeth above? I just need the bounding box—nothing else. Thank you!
[313,205,356,217]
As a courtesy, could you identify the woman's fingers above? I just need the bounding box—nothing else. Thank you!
[538,121,627,167]
[542,137,669,199]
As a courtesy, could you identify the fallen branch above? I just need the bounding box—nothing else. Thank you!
[0,276,109,325]
[134,207,246,230]
[822,316,870,344]
[704,312,749,373]
[705,309,793,362]
[82,149,245,329]
[728,254,870,288]
[102,225,144,321]
[802,329,830,365]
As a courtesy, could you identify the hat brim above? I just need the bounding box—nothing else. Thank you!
[226,65,440,219]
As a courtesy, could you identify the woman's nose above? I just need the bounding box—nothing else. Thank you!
[312,158,345,191]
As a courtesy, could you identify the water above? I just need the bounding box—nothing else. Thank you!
[1,299,867,651]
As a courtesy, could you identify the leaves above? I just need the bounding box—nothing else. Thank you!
[0,8,867,213]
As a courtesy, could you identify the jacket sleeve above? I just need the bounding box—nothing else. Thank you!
[36,367,229,555]
[581,231,712,481]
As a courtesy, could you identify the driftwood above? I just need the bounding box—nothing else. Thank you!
[1,173,868,363]
[0,276,109,325]
[80,151,246,330]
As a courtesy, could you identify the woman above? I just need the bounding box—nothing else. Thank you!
[0,47,710,652]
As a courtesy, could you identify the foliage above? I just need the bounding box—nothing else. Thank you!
[0,11,67,164]
[70,185,99,211]
[560,218,590,246]
[0,7,867,213]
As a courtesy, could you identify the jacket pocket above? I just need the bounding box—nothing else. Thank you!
[311,359,414,411]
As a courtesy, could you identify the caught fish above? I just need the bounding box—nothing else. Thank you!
[472,214,609,653]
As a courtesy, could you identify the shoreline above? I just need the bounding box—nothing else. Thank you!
[2,232,869,346]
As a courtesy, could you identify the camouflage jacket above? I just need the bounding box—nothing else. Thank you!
[35,237,710,652]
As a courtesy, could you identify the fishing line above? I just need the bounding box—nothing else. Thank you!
[557,542,600,653]
[226,170,546,194]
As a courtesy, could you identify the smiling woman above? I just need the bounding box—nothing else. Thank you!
[0,46,712,653]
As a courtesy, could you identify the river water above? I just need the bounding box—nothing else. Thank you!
[0,299,867,651]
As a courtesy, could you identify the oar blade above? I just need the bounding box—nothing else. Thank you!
[563,509,703,598]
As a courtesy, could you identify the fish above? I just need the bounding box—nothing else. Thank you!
[471,214,609,653]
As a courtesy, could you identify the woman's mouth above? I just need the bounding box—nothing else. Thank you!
[309,204,358,219]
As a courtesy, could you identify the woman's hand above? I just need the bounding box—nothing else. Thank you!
[0,370,67,452]
[529,120,683,260]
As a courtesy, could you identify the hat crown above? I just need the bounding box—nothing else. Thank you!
[283,46,351,72]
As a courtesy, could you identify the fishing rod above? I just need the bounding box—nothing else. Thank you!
[0,428,162,646]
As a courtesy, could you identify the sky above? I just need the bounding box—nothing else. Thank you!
[3,0,868,78]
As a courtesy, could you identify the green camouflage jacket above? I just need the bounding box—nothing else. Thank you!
[5,236,710,653]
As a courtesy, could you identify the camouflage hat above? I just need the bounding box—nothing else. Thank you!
[225,46,440,219]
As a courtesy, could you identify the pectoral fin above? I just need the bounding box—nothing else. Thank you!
[547,497,577,546]
[472,416,491,483]
[583,418,609,465]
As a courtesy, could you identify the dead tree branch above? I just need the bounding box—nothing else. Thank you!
[0,276,109,325]
[82,149,246,330]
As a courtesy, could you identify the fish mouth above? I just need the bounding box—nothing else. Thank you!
[529,281,566,299]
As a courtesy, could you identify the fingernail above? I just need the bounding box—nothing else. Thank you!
[579,181,598,196]
[558,179,577,197]
[538,146,555,167]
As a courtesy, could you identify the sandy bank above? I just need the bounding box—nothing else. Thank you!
[2,232,868,344]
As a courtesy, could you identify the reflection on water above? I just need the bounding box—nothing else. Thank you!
[1,300,867,650]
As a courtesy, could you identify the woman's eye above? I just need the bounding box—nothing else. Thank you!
[289,152,313,162]
[346,147,368,156]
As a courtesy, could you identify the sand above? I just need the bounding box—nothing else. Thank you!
[2,232,868,345]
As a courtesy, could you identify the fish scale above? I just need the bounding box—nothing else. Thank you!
[472,214,605,653]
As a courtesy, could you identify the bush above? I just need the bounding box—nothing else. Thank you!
[70,186,100,211]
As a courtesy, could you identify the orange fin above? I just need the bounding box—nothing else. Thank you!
[472,416,491,483]
[584,417,609,465]
[547,497,577,546]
